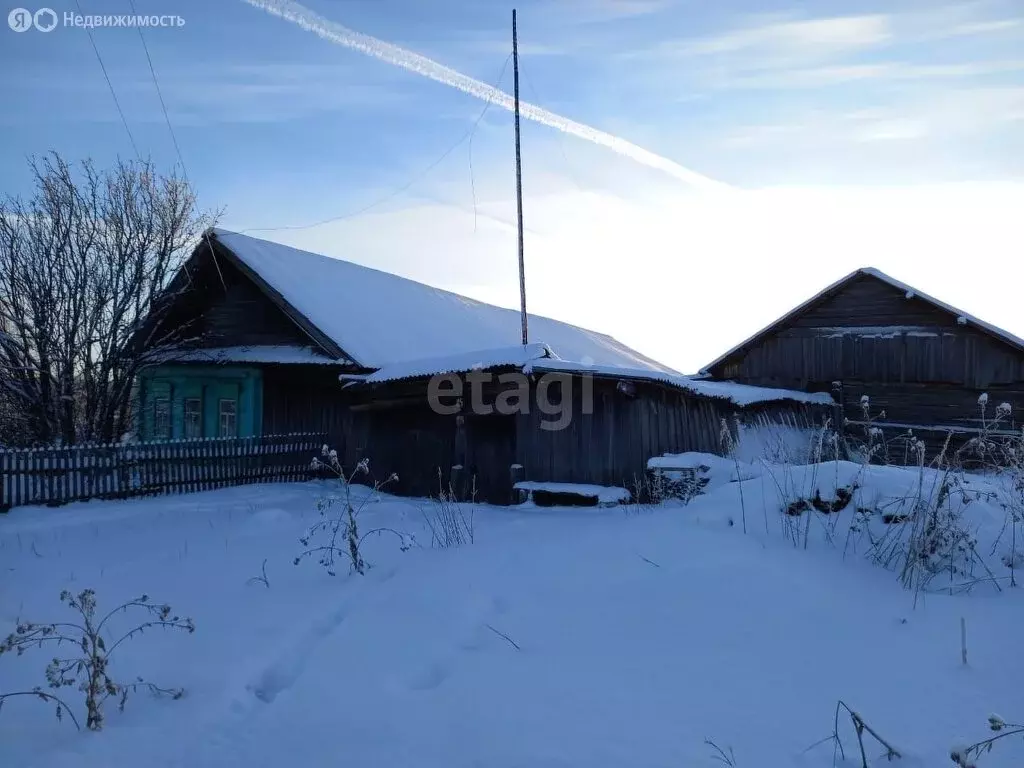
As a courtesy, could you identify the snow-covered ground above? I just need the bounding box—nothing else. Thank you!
[1,462,1022,768]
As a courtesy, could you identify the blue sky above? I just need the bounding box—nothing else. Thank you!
[2,0,1023,372]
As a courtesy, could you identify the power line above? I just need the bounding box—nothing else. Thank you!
[518,65,588,195]
[239,53,513,234]
[464,48,514,234]
[126,0,224,291]
[74,0,141,161]
[127,0,186,172]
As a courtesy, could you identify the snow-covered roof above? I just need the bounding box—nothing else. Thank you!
[210,229,677,374]
[152,345,342,366]
[364,343,555,384]
[524,359,834,407]
[700,267,1024,376]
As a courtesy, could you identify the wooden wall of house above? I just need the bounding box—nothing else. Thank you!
[707,273,1024,444]
[790,275,952,328]
[157,250,316,350]
[198,263,313,348]
[336,377,518,503]
[515,376,824,489]
[195,259,315,348]
[343,403,456,499]
[261,365,352,450]
[330,374,826,504]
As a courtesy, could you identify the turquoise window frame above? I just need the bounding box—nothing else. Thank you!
[136,365,262,440]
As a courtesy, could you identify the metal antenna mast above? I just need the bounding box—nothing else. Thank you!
[513,8,528,345]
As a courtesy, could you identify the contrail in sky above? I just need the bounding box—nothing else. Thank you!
[242,0,732,192]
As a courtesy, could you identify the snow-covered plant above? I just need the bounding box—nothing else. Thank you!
[759,416,851,549]
[642,465,710,507]
[629,471,660,512]
[878,432,992,597]
[295,446,407,576]
[951,713,1024,766]
[955,396,1023,587]
[0,589,194,731]
[810,700,900,767]
[418,469,476,548]
[704,738,738,766]
[720,416,747,534]
[841,394,889,464]
[836,399,1000,596]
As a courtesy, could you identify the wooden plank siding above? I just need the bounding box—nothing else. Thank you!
[705,272,1024,462]
[516,377,820,489]
[721,327,1024,389]
[194,263,315,348]
[335,374,825,503]
[261,365,354,451]
[153,247,322,352]
[789,274,952,328]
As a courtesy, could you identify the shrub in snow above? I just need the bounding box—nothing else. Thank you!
[951,714,1024,766]
[831,393,1024,595]
[417,470,475,549]
[844,431,990,596]
[802,700,900,767]
[643,465,710,506]
[954,397,1024,588]
[0,589,194,731]
[761,418,850,548]
[246,558,270,588]
[296,446,409,576]
[719,416,748,534]
[841,394,889,465]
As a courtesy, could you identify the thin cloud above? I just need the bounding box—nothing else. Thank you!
[242,0,731,192]
[0,61,413,126]
[683,15,891,57]
[723,87,1024,149]
[550,0,675,23]
[639,3,1022,75]
[717,59,1024,89]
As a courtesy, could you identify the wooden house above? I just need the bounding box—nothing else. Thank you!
[699,267,1024,457]
[136,229,832,502]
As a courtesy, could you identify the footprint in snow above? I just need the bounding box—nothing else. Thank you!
[246,604,348,704]
[407,661,452,691]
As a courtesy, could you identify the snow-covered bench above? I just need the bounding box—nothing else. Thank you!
[644,453,726,504]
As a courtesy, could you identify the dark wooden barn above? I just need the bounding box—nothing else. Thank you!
[699,267,1024,459]
[340,355,832,504]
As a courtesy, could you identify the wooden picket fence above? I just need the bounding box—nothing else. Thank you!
[0,432,329,511]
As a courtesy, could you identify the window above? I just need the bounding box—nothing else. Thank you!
[153,397,170,439]
[218,398,237,437]
[183,398,202,439]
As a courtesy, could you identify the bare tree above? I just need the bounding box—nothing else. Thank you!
[0,152,216,446]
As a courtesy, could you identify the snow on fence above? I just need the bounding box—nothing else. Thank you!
[0,432,328,511]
